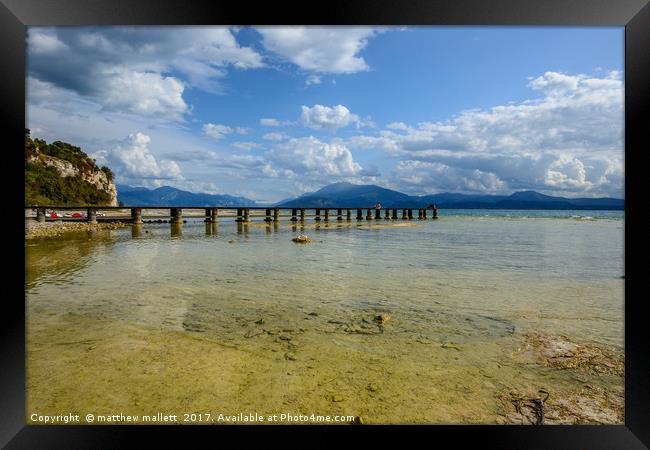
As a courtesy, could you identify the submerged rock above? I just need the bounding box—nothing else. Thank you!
[292,234,312,243]
[525,332,624,376]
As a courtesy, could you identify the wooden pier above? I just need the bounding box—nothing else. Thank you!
[25,205,439,224]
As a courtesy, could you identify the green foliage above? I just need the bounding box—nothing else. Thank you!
[100,165,114,182]
[25,134,115,206]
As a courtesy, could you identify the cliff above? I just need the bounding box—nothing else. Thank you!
[25,130,118,206]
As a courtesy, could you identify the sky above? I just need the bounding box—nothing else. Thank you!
[26,26,624,203]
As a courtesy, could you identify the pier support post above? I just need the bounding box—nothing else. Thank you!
[210,208,219,223]
[243,208,250,222]
[346,209,352,221]
[291,209,298,221]
[357,209,363,220]
[273,208,279,222]
[300,209,305,221]
[315,209,321,221]
[402,209,408,220]
[433,208,439,219]
[375,208,382,220]
[392,208,398,220]
[366,209,373,220]
[236,208,244,222]
[385,208,391,220]
[408,209,413,220]
[171,208,183,224]
[418,209,424,220]
[265,208,272,222]
[337,209,343,221]
[36,207,46,223]
[131,207,143,224]
[87,208,97,224]
[324,209,330,222]
[423,208,428,219]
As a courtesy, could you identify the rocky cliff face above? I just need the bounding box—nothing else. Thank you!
[27,148,118,206]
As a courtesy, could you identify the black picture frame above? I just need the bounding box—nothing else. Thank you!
[2,0,648,447]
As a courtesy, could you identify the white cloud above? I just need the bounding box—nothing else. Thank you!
[262,132,287,141]
[260,118,287,127]
[91,133,183,187]
[27,27,265,120]
[265,136,362,179]
[348,71,624,196]
[256,26,381,74]
[99,69,188,120]
[202,123,249,140]
[306,74,322,85]
[202,123,232,140]
[300,104,360,131]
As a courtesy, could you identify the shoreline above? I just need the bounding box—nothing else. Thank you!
[25,220,128,239]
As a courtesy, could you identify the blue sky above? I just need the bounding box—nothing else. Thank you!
[26,26,624,202]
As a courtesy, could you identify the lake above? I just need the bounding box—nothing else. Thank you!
[25,209,624,424]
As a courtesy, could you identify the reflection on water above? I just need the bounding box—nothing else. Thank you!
[25,212,625,423]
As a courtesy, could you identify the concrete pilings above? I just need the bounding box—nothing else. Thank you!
[171,208,183,224]
[210,208,218,223]
[385,209,391,220]
[423,208,428,219]
[315,209,321,221]
[408,209,413,220]
[300,209,305,221]
[131,207,143,224]
[265,208,272,222]
[243,208,250,222]
[375,209,382,220]
[392,208,398,220]
[337,209,343,221]
[324,209,330,222]
[402,209,408,220]
[291,209,298,221]
[366,209,373,220]
[274,208,279,222]
[357,209,363,220]
[36,208,45,223]
[346,209,352,220]
[87,208,97,224]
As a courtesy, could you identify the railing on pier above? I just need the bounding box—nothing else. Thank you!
[25,206,440,224]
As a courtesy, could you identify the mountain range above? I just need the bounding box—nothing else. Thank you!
[116,183,624,210]
[117,185,256,207]
[275,182,624,210]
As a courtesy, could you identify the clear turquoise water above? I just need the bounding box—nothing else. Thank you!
[25,209,625,423]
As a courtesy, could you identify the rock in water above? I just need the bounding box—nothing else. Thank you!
[292,234,312,243]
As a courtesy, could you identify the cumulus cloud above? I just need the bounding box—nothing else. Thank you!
[91,132,183,186]
[27,27,264,120]
[349,71,624,196]
[256,26,380,74]
[300,104,360,131]
[265,136,362,179]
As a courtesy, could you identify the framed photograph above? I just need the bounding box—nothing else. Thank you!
[3,0,648,447]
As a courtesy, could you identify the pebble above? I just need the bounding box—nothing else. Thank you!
[331,395,345,402]
[284,352,297,361]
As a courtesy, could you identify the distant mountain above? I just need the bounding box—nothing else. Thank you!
[278,182,414,208]
[116,185,256,207]
[276,183,624,210]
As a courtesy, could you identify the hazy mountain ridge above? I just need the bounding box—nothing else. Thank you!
[277,183,623,210]
[117,185,257,207]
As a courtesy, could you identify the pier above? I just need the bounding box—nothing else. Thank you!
[25,205,440,224]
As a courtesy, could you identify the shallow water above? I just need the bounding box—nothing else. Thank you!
[26,211,624,424]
